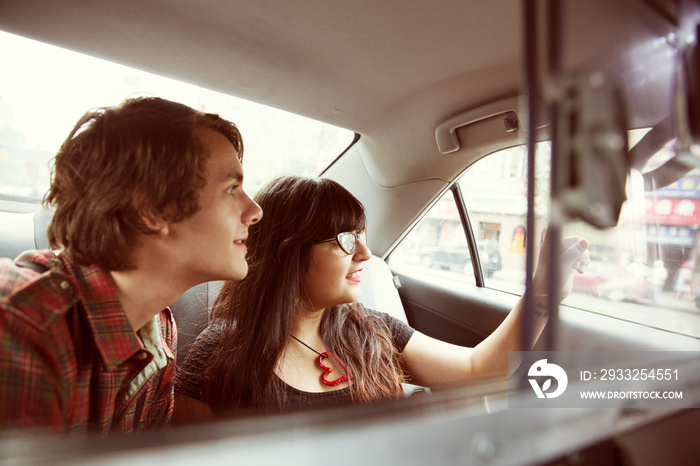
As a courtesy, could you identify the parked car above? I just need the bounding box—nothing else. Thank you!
[420,243,502,277]
[573,261,652,302]
[1,0,698,464]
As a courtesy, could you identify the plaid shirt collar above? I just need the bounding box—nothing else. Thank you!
[34,251,173,369]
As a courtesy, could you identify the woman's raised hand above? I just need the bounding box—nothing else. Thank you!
[532,228,590,301]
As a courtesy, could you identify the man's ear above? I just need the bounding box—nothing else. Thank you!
[140,210,170,236]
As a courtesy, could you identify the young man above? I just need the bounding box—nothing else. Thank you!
[0,97,262,436]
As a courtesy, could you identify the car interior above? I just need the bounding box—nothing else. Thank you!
[1,0,699,464]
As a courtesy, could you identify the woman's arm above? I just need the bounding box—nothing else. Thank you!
[401,231,589,387]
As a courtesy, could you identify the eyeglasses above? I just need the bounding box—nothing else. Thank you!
[319,229,367,255]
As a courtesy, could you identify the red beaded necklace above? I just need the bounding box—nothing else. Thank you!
[289,335,351,386]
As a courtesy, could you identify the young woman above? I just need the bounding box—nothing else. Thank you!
[174,176,589,422]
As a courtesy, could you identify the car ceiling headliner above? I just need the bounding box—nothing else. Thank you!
[0,0,684,188]
[0,0,522,186]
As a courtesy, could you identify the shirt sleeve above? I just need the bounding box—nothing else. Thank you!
[0,258,70,432]
[362,306,415,352]
[0,322,66,432]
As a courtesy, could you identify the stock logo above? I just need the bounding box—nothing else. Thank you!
[528,359,568,399]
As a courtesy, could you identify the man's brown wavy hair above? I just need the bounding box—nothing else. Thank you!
[43,97,243,271]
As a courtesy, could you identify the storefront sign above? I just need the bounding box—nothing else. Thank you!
[646,225,696,246]
[645,198,700,226]
[648,178,700,199]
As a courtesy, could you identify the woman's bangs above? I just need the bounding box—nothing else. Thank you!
[317,184,366,238]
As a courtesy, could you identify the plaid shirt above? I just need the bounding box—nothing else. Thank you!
[0,250,177,436]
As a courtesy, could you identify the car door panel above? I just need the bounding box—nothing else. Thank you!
[392,265,516,347]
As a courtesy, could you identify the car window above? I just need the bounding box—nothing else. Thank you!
[390,190,473,276]
[391,135,700,338]
[562,131,700,337]
[390,144,550,296]
[0,31,354,201]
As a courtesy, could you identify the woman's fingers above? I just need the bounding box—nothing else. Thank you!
[538,230,590,274]
[533,230,590,300]
[562,237,590,274]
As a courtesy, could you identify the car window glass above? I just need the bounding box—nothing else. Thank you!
[460,144,551,293]
[562,130,700,337]
[390,144,549,295]
[0,31,354,201]
[391,135,700,338]
[389,191,475,279]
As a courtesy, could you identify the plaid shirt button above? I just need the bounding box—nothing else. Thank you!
[59,280,71,290]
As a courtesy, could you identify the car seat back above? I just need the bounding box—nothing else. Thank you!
[356,255,406,323]
[0,211,38,260]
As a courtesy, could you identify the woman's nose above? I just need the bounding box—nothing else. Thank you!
[353,238,371,261]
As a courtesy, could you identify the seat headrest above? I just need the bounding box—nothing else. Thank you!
[33,207,53,250]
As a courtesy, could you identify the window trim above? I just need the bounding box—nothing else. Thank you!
[451,182,487,287]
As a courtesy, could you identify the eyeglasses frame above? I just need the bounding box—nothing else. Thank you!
[319,229,367,255]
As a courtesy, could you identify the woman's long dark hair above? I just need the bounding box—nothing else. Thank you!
[200,176,406,414]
